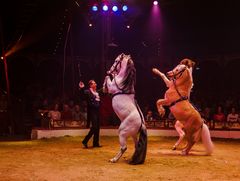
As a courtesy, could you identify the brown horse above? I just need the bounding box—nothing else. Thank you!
[152,59,213,155]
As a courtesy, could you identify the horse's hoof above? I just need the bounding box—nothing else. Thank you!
[128,160,136,165]
[172,146,177,150]
[109,158,117,163]
[128,159,144,165]
[181,150,188,155]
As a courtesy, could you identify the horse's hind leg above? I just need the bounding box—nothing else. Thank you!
[109,146,127,163]
[173,132,185,150]
[182,140,195,155]
[172,121,185,150]
[182,120,203,155]
[109,132,127,163]
[181,125,195,155]
[182,127,202,155]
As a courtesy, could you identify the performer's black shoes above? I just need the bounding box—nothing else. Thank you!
[82,141,88,148]
[82,141,102,148]
[93,144,102,148]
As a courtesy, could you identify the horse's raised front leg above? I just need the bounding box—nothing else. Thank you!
[109,130,128,163]
[152,68,172,88]
[156,99,168,117]
[103,76,110,93]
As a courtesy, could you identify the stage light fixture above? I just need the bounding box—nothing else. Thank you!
[112,5,118,12]
[153,1,158,6]
[92,5,98,12]
[122,5,128,12]
[102,5,108,11]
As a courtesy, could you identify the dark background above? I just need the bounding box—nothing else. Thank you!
[0,0,240,135]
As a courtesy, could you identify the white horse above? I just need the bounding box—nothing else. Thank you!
[103,53,147,164]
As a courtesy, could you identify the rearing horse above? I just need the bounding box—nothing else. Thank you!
[103,53,147,164]
[153,59,213,155]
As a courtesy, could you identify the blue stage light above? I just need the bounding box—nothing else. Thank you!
[112,5,118,12]
[102,5,108,11]
[92,5,98,12]
[122,5,128,12]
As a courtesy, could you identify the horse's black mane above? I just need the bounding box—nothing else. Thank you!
[120,58,136,93]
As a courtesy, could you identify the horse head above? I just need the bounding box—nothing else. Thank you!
[106,53,136,93]
[166,64,187,80]
[166,58,195,97]
[180,58,195,68]
[107,53,133,76]
[167,58,195,80]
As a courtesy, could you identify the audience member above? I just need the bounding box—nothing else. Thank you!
[48,103,61,127]
[68,100,75,112]
[146,110,153,122]
[80,101,88,121]
[227,107,239,127]
[72,104,82,121]
[213,106,226,128]
[61,104,73,120]
[201,106,212,128]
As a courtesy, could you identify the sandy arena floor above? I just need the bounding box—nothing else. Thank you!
[0,136,239,181]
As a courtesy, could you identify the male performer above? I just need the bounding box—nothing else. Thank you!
[79,80,101,148]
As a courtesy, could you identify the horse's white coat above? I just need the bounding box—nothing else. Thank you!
[103,54,143,162]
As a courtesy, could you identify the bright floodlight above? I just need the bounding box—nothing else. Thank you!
[153,1,158,6]
[102,5,108,11]
[92,5,98,12]
[112,5,118,12]
[122,5,128,11]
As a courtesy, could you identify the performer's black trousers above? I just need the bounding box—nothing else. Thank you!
[82,108,100,146]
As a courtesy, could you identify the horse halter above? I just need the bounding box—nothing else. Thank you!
[169,65,188,107]
[110,55,135,97]
[107,54,124,75]
[168,65,186,80]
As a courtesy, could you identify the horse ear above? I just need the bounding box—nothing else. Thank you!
[180,58,195,68]
[191,60,196,68]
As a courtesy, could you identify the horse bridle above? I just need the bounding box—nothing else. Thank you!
[107,56,124,92]
[110,56,135,98]
[168,66,186,81]
[108,54,124,75]
[108,54,128,92]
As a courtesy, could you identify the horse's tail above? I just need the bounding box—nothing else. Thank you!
[201,123,214,155]
[129,124,147,165]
